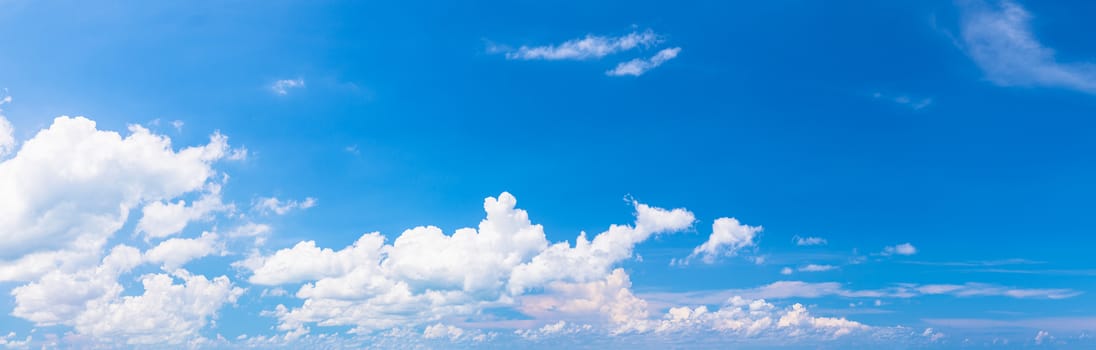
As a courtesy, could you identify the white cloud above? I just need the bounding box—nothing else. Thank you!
[73,270,244,345]
[606,47,681,77]
[144,231,223,270]
[0,95,14,158]
[794,236,827,246]
[781,267,794,275]
[959,0,1096,94]
[504,30,659,61]
[1035,330,1051,344]
[687,217,761,264]
[253,196,317,215]
[422,323,465,341]
[136,183,232,239]
[0,115,244,345]
[882,243,917,256]
[243,193,695,335]
[0,116,228,273]
[641,280,1081,303]
[271,79,305,95]
[798,264,837,273]
[922,327,945,342]
[514,321,591,340]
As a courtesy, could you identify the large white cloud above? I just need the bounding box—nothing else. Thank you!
[244,193,696,335]
[0,116,227,264]
[0,115,246,345]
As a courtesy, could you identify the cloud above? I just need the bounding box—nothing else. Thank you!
[504,30,659,61]
[144,231,224,270]
[243,193,697,335]
[781,267,794,275]
[0,95,14,158]
[882,243,917,256]
[958,0,1096,94]
[686,217,761,264]
[1035,330,1051,344]
[136,183,233,239]
[0,116,228,269]
[871,92,933,110]
[794,236,827,246]
[253,196,317,215]
[798,264,837,272]
[641,280,1081,305]
[271,79,305,95]
[0,115,245,345]
[606,47,681,77]
[10,245,243,345]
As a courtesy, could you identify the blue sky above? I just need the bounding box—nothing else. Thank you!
[1,0,1095,348]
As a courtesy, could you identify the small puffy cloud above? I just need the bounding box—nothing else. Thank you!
[606,47,681,77]
[958,0,1096,94]
[422,323,465,341]
[794,236,827,246]
[882,243,917,256]
[271,79,305,95]
[780,267,794,275]
[504,30,659,61]
[1035,330,1051,344]
[253,196,317,215]
[922,328,945,342]
[687,217,761,264]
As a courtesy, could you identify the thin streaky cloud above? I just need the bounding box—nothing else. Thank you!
[504,29,659,61]
[606,47,681,77]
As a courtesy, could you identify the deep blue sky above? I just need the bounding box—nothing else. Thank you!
[1,0,1094,348]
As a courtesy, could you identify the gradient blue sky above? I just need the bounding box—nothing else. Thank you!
[1,0,1095,348]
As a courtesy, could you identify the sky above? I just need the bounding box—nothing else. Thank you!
[1,0,1095,348]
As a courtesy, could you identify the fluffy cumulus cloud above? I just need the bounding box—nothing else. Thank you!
[504,30,659,61]
[958,0,1096,94]
[238,192,882,345]
[0,115,246,345]
[606,47,681,77]
[0,116,228,276]
[687,217,761,264]
[243,194,698,335]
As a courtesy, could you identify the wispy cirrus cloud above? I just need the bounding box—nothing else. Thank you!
[494,29,681,77]
[504,30,659,61]
[641,280,1081,306]
[958,0,1096,94]
[606,47,681,77]
[270,78,305,95]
